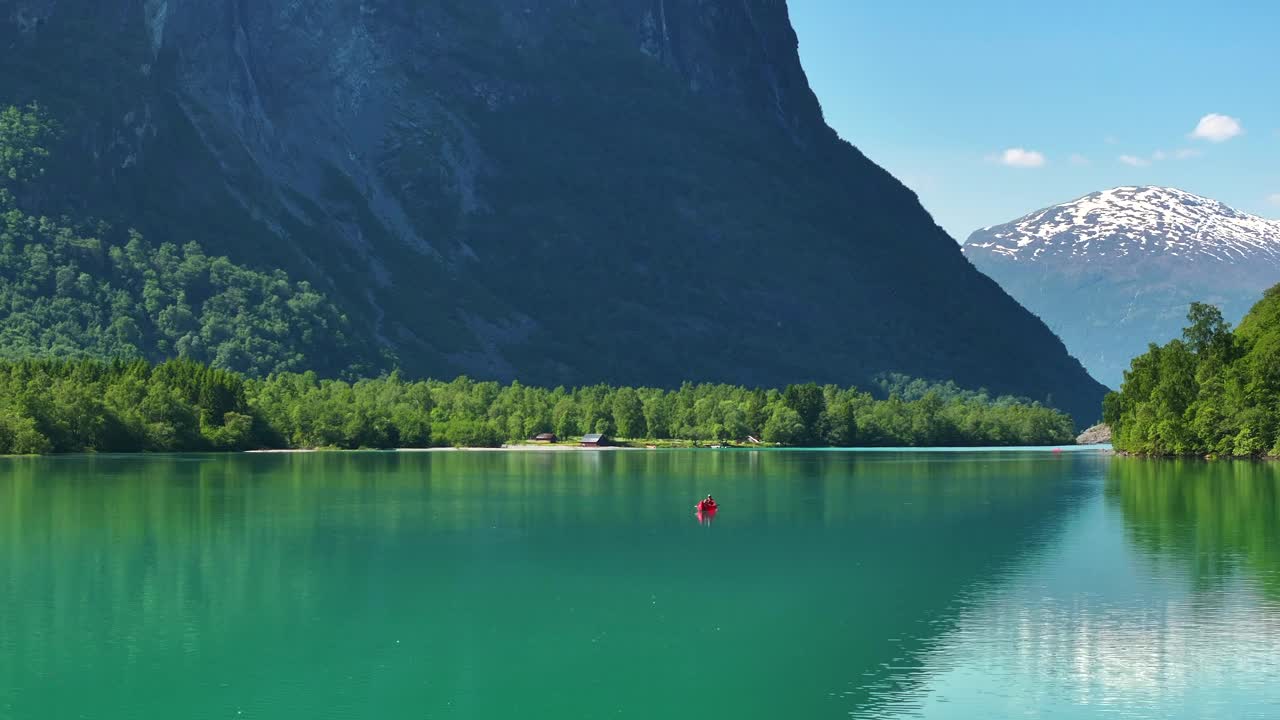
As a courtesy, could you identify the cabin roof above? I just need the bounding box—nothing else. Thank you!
[581,433,604,442]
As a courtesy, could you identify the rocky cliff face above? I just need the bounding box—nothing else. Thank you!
[0,0,1107,424]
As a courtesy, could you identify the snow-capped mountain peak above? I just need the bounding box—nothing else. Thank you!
[964,187,1280,388]
[964,186,1280,265]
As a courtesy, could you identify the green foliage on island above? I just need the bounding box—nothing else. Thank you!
[0,358,1077,454]
[1107,285,1280,457]
[0,104,377,376]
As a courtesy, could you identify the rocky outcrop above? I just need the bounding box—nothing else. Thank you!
[1076,424,1112,445]
[0,0,1107,425]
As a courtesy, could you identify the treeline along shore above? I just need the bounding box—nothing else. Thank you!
[0,358,1076,455]
[1108,284,1280,459]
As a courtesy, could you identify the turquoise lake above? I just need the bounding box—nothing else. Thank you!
[1,449,1278,718]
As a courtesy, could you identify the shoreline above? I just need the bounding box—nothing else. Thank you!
[0,445,1125,459]
[243,443,1105,455]
[244,444,645,454]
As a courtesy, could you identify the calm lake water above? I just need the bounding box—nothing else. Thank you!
[1,449,1278,719]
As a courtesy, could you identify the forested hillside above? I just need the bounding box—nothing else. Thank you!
[0,104,377,376]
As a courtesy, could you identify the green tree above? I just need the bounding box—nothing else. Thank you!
[1183,302,1231,357]
[552,398,581,439]
[611,388,645,438]
[0,103,57,187]
[642,394,672,439]
[782,383,826,445]
[763,406,804,445]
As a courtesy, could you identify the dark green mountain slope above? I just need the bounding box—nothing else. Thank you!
[0,201,374,376]
[0,105,375,375]
[0,0,1106,424]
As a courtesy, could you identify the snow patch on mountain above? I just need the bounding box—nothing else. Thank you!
[965,187,1280,265]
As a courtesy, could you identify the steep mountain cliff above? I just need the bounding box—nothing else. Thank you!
[964,186,1280,388]
[0,0,1106,424]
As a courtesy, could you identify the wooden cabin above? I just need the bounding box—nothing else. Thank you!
[532,432,558,443]
[580,433,607,447]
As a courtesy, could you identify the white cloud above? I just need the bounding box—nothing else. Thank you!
[996,148,1046,168]
[1117,148,1198,166]
[1190,113,1243,143]
[1069,153,1090,166]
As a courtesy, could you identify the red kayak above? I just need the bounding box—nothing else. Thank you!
[695,501,718,524]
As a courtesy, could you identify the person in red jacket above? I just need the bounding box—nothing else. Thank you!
[697,495,717,513]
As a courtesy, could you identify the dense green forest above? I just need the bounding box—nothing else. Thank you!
[0,104,378,376]
[0,358,1076,454]
[1107,285,1280,457]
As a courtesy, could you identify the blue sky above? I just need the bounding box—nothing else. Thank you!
[788,0,1278,241]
